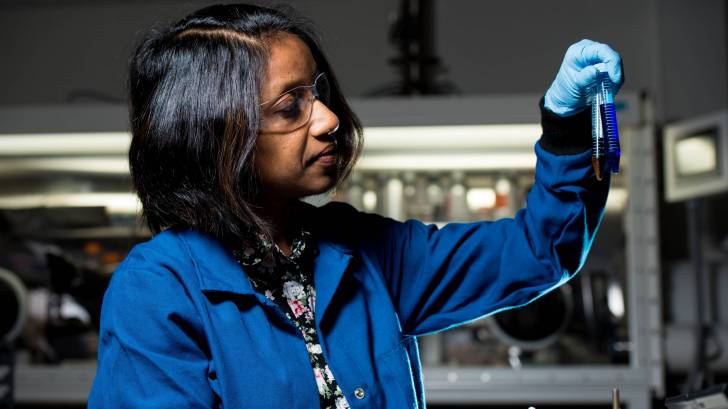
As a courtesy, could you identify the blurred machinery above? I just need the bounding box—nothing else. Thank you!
[662,111,728,394]
[665,383,728,409]
[0,267,27,408]
[0,93,662,408]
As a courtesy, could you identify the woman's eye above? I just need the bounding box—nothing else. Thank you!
[273,94,302,120]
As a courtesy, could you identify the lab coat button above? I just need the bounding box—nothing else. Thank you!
[354,387,365,399]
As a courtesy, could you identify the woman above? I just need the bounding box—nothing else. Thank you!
[89,3,622,408]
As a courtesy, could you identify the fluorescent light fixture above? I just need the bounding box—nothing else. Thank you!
[0,157,129,175]
[359,124,540,170]
[364,124,541,150]
[0,125,542,153]
[0,133,130,156]
[0,124,543,173]
[0,193,140,214]
[358,153,536,171]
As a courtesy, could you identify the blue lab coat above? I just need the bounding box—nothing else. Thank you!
[88,138,608,408]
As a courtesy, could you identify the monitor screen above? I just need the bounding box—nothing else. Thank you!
[674,129,719,177]
[664,111,728,202]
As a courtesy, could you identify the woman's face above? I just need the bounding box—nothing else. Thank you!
[254,33,340,202]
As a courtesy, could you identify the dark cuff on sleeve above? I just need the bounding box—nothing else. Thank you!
[538,96,592,155]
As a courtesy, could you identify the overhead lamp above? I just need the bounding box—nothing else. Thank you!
[0,133,129,156]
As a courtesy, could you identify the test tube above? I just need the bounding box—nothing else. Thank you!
[589,70,621,180]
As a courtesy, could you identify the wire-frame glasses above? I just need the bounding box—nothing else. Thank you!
[259,72,331,133]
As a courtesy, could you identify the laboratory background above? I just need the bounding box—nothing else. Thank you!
[1,0,727,408]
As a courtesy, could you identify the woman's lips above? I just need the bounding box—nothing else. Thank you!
[314,152,336,165]
[309,145,337,166]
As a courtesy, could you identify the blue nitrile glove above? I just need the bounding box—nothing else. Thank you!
[544,39,624,117]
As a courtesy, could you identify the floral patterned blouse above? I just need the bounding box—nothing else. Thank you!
[233,229,351,409]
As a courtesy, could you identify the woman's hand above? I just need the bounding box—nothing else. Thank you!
[544,39,624,117]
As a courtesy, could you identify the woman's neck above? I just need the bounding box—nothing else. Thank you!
[257,196,296,256]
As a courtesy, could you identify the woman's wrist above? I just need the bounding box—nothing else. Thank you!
[538,96,592,155]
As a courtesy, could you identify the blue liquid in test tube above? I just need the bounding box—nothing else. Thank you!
[589,71,621,180]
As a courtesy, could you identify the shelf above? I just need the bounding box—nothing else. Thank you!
[29,226,150,240]
[15,361,96,404]
[13,362,651,406]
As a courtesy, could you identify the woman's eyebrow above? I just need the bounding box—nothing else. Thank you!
[272,67,319,96]
[274,77,309,96]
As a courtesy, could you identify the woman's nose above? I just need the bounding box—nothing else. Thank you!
[309,99,339,139]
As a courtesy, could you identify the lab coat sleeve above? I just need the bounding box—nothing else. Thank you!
[88,257,216,408]
[353,100,609,336]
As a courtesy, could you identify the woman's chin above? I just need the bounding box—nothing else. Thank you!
[290,176,336,199]
[307,181,336,197]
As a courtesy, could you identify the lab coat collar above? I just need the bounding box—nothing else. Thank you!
[177,217,356,318]
[177,229,257,296]
[313,239,353,326]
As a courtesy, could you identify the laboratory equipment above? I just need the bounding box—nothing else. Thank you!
[0,267,27,407]
[662,111,728,392]
[666,384,728,409]
[589,70,621,180]
[663,110,728,202]
[0,268,26,348]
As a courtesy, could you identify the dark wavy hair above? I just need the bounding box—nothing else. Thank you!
[128,3,363,245]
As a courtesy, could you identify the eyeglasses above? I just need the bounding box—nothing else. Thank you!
[259,72,331,133]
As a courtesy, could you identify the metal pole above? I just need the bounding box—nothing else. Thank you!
[686,198,709,392]
[417,0,436,94]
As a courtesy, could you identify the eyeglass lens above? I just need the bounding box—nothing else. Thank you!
[261,73,331,133]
